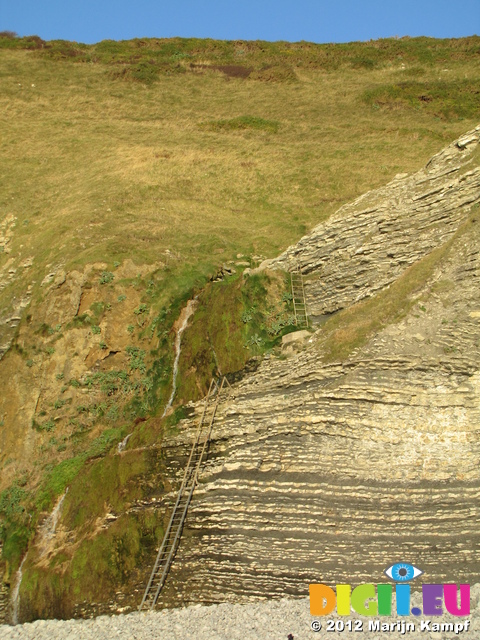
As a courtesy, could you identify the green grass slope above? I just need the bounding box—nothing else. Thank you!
[1,34,479,311]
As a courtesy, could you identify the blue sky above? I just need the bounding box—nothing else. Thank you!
[1,0,479,44]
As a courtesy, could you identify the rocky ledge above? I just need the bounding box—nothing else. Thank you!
[262,126,480,320]
[152,127,480,608]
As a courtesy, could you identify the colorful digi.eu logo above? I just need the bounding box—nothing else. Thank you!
[309,562,471,617]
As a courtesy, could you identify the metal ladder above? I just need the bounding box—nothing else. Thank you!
[138,376,227,611]
[290,262,309,328]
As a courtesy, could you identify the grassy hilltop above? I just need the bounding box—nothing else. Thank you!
[1,34,479,293]
[0,32,479,619]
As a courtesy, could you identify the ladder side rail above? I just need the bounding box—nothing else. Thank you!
[300,271,309,328]
[168,378,217,521]
[192,376,225,481]
[139,378,217,610]
[290,272,299,326]
[293,261,309,328]
[149,377,226,608]
[140,473,190,610]
[139,486,187,611]
[176,378,216,494]
[165,377,216,507]
[139,526,171,608]
[150,479,198,607]
[142,483,193,604]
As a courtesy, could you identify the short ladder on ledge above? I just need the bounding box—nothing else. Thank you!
[290,263,309,328]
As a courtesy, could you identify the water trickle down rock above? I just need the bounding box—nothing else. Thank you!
[36,489,69,559]
[11,554,27,625]
[10,490,69,623]
[162,298,198,418]
[117,433,133,453]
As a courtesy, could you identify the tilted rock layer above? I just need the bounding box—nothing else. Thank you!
[264,127,480,319]
[153,127,480,607]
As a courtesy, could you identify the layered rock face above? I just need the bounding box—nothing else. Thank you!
[264,128,480,320]
[155,127,480,606]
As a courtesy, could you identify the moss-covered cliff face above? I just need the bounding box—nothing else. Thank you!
[0,257,293,622]
[17,448,166,621]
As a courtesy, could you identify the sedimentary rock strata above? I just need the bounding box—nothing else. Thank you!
[262,126,480,320]
[153,127,480,607]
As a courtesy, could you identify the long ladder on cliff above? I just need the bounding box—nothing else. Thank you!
[290,262,309,328]
[139,376,227,611]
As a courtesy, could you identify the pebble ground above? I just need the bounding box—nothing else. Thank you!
[1,585,478,640]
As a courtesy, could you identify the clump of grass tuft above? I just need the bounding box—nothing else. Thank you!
[362,79,480,120]
[32,418,55,432]
[250,64,298,82]
[200,115,280,133]
[113,60,163,85]
[70,314,92,328]
[99,271,114,285]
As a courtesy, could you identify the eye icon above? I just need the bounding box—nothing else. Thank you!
[384,563,423,582]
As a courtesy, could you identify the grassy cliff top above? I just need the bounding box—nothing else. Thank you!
[0,34,479,310]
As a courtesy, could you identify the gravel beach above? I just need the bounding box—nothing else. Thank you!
[1,584,478,640]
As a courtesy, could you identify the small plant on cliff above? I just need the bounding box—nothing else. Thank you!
[126,346,146,373]
[134,303,148,315]
[99,271,114,285]
[247,333,263,347]
[32,418,55,432]
[241,309,253,323]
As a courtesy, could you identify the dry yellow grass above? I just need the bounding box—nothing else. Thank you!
[0,46,478,312]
